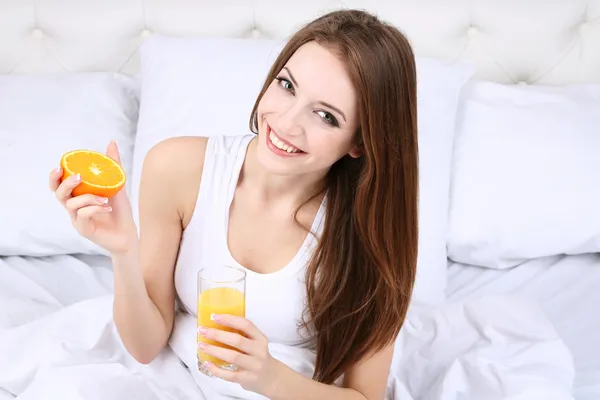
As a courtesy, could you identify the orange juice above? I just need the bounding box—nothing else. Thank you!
[197,287,246,366]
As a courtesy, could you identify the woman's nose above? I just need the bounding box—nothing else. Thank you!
[277,104,304,136]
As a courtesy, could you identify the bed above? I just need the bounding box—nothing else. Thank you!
[1,1,599,399]
[2,253,596,400]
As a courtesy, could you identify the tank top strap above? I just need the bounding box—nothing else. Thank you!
[196,134,255,220]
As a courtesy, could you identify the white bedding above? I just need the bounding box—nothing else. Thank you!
[447,254,600,400]
[0,255,113,330]
[0,254,579,399]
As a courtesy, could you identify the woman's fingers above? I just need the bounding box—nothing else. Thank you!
[65,194,109,214]
[55,174,81,203]
[73,205,112,228]
[199,327,255,356]
[198,343,258,371]
[48,167,63,191]
[106,140,122,165]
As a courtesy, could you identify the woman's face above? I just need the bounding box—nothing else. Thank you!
[256,41,360,177]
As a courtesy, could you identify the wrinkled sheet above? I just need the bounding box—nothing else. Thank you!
[0,254,576,399]
[447,254,600,400]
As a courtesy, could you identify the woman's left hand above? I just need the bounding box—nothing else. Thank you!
[198,314,282,395]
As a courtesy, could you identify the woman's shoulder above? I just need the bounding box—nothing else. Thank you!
[145,135,208,164]
[143,136,208,183]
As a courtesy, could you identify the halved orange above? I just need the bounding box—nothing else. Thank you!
[60,149,126,198]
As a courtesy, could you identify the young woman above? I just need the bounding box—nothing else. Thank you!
[49,9,419,400]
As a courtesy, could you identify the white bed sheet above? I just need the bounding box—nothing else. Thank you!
[0,253,579,399]
[0,254,114,330]
[447,253,600,400]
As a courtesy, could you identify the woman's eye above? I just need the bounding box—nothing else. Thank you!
[276,77,295,94]
[317,111,339,127]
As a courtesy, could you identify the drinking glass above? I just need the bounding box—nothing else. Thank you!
[197,266,246,376]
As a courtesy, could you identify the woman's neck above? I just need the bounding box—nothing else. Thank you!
[240,137,326,209]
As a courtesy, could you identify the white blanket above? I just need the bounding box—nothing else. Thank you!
[0,255,576,399]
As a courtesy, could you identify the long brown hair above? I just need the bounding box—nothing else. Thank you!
[249,9,419,384]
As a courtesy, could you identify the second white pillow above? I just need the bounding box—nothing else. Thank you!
[448,81,600,269]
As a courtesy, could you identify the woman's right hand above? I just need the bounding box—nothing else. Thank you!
[49,141,138,255]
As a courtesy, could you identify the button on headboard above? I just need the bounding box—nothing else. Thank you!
[1,0,599,85]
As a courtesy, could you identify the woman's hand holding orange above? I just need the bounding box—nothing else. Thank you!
[49,141,138,255]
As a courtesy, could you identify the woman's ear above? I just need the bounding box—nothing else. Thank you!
[349,131,363,158]
[348,146,362,158]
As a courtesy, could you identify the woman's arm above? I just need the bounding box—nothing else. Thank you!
[113,137,207,363]
[267,344,394,400]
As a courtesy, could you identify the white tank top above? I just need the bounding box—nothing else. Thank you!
[173,134,326,347]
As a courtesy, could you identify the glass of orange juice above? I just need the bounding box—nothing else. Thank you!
[197,266,246,376]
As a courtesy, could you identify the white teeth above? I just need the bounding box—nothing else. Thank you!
[269,131,300,153]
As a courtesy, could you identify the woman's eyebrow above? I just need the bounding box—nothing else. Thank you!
[317,101,346,122]
[283,67,299,87]
[283,66,347,122]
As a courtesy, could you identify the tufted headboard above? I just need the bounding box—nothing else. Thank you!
[1,0,599,85]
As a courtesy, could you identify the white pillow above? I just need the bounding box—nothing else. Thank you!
[0,72,140,257]
[133,36,473,305]
[448,81,600,269]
